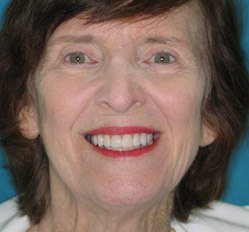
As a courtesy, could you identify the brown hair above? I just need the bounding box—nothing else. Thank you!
[0,0,248,224]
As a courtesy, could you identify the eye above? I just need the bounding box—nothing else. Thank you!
[152,52,176,64]
[63,50,100,69]
[67,52,88,64]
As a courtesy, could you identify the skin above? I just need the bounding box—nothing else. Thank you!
[21,3,216,232]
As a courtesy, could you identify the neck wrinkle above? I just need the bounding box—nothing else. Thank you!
[139,192,174,232]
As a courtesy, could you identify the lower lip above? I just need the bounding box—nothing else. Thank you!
[90,137,160,158]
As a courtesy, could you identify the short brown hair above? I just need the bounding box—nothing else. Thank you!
[0,0,248,224]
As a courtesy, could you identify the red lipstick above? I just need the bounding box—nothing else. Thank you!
[85,126,160,158]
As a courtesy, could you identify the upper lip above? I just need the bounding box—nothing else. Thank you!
[85,126,160,135]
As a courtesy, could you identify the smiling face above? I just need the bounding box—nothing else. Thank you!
[20,3,215,209]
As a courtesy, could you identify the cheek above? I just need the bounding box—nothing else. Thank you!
[149,79,204,185]
[35,78,97,190]
[35,77,94,168]
[37,78,92,131]
[160,78,201,117]
[153,78,203,135]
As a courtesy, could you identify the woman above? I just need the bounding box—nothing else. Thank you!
[0,0,249,231]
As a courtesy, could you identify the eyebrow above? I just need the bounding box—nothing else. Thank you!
[145,36,188,46]
[49,34,96,47]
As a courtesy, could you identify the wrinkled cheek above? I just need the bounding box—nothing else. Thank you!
[35,94,73,160]
[159,95,202,188]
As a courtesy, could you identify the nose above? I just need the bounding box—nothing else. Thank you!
[94,58,146,114]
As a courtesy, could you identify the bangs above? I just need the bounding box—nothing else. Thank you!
[80,0,192,23]
[39,0,192,33]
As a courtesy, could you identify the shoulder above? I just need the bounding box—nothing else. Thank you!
[172,201,249,232]
[0,198,30,232]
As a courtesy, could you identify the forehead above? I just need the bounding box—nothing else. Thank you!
[48,2,203,47]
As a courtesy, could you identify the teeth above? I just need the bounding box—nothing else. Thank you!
[141,133,147,146]
[147,134,153,144]
[111,135,122,150]
[97,135,104,147]
[133,133,140,147]
[103,135,111,148]
[91,135,98,145]
[122,134,133,149]
[86,133,158,151]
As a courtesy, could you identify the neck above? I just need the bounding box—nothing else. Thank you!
[28,172,174,232]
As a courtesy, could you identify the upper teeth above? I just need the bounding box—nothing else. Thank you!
[86,133,158,151]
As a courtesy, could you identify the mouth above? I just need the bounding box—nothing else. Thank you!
[84,126,160,158]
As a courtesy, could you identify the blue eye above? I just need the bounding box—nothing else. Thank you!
[153,52,175,64]
[68,52,87,64]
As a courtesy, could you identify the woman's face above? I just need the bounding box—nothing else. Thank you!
[22,5,215,208]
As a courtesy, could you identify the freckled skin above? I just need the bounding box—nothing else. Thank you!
[23,3,215,232]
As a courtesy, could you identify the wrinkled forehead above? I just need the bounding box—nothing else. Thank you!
[48,2,204,48]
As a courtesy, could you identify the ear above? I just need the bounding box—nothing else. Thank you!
[200,123,217,147]
[18,105,39,139]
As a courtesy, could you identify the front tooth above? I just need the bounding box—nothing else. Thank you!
[111,135,122,150]
[122,134,133,148]
[103,135,111,148]
[140,133,147,146]
[133,133,141,147]
[97,135,104,147]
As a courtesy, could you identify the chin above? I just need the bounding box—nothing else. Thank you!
[93,175,164,208]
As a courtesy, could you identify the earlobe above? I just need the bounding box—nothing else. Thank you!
[200,124,217,147]
[18,105,39,139]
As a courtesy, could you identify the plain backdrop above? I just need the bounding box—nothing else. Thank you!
[0,0,249,205]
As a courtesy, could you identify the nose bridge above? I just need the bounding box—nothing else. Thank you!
[94,57,146,113]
